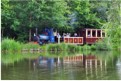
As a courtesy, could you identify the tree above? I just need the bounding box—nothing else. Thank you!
[2,0,112,43]
[1,0,14,38]
[66,0,102,30]
[90,0,108,22]
[1,0,70,42]
[103,0,121,49]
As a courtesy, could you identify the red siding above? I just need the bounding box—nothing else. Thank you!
[86,55,96,59]
[86,38,102,44]
[64,37,83,45]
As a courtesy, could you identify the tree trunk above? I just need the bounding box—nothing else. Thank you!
[119,3,121,50]
[36,27,38,35]
[29,29,31,42]
[2,29,4,39]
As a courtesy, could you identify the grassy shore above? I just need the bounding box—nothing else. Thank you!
[1,38,112,52]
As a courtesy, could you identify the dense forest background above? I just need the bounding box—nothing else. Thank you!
[1,0,121,49]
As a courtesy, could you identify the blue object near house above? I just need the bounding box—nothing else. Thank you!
[39,34,49,40]
[49,28,55,43]
[39,28,55,44]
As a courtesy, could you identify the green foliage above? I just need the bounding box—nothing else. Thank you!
[1,38,41,52]
[22,43,40,50]
[2,0,106,42]
[1,38,22,52]
[90,1,108,22]
[1,0,70,42]
[90,44,96,50]
[94,39,112,50]
[46,44,62,51]
[82,44,91,50]
[1,0,13,27]
[45,43,80,52]
[103,1,121,50]
[67,0,102,29]
[67,44,76,51]
[1,52,40,65]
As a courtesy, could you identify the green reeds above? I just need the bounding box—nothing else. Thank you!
[1,38,41,52]
[1,38,22,52]
[46,43,63,51]
[1,52,41,65]
[45,43,81,52]
[1,38,112,53]
[93,39,112,51]
[22,43,40,50]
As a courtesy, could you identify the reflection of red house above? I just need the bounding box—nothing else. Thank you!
[63,55,97,62]
[63,54,106,68]
[85,55,96,59]
[85,55,101,67]
[64,55,83,62]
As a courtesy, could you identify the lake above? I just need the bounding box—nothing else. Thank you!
[1,51,121,80]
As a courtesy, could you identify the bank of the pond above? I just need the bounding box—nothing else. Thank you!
[1,38,112,52]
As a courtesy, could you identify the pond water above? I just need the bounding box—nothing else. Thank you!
[1,51,121,80]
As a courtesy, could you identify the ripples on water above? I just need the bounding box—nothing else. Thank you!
[116,55,121,79]
[1,51,121,80]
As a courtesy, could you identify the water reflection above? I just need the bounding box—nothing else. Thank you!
[116,55,121,79]
[33,54,107,67]
[1,51,121,80]
[31,54,108,79]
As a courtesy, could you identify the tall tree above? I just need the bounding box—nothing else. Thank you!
[1,0,69,42]
[66,0,102,30]
[103,0,121,49]
[1,0,14,38]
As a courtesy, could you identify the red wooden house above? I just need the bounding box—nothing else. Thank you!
[77,28,106,44]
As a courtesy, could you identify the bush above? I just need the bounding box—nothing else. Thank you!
[94,39,112,50]
[90,44,96,50]
[46,43,79,52]
[1,38,41,52]
[1,38,22,52]
[82,44,91,50]
[22,42,40,50]
[46,43,65,51]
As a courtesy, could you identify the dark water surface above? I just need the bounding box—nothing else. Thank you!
[1,51,121,80]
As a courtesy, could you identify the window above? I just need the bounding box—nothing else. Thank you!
[87,30,91,37]
[102,31,105,37]
[92,30,96,37]
[97,30,101,37]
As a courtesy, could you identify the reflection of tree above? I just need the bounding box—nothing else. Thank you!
[116,55,121,79]
[2,51,120,80]
[85,59,107,79]
[62,54,109,79]
[1,52,40,65]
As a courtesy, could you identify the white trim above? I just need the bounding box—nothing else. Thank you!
[86,29,106,38]
[86,37,105,38]
[96,30,97,37]
[101,30,102,38]
[86,29,103,30]
[90,29,92,37]
[64,37,83,39]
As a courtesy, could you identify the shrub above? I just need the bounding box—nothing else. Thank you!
[46,43,65,51]
[82,44,91,50]
[1,38,22,52]
[94,39,112,50]
[90,44,96,50]
[46,43,79,52]
[22,42,40,50]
